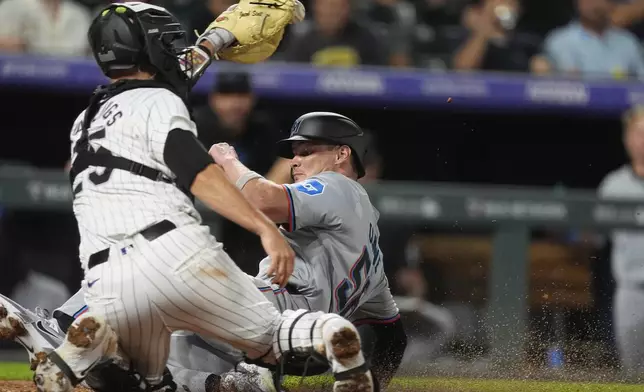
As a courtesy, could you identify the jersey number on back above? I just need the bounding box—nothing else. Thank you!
[87,128,112,186]
[335,249,372,318]
[334,223,382,317]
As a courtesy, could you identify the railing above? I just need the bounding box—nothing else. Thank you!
[1,53,643,115]
[3,168,643,362]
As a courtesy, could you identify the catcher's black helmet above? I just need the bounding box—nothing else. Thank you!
[277,112,368,178]
[88,2,192,95]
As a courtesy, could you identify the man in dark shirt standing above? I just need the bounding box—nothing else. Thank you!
[280,0,388,66]
[194,70,290,274]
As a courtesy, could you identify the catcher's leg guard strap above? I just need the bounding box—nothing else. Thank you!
[273,309,328,365]
[333,363,370,381]
[272,310,368,375]
[47,351,82,386]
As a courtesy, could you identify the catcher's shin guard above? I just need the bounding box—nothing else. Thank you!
[33,313,119,392]
[273,309,376,392]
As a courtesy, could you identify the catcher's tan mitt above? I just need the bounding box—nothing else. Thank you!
[206,0,305,64]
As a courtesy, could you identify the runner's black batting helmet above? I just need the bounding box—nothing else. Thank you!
[277,112,368,178]
[88,2,193,95]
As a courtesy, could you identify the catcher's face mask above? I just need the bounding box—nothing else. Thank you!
[132,4,195,93]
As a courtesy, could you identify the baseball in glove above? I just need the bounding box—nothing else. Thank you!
[202,0,306,64]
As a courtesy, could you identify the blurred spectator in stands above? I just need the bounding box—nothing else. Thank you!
[597,105,644,374]
[280,0,389,67]
[611,0,644,28]
[79,0,199,29]
[193,69,290,274]
[194,70,290,182]
[0,0,91,56]
[531,0,644,79]
[410,0,469,69]
[451,0,541,72]
[415,0,469,27]
[355,0,417,67]
[172,0,236,38]
[608,0,644,40]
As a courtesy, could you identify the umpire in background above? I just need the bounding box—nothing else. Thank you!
[598,105,644,376]
[193,69,291,274]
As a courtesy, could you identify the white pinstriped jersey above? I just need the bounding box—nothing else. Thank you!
[69,88,204,269]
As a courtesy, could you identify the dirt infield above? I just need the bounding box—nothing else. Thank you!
[3,377,643,392]
[0,381,91,392]
[0,381,339,392]
[0,380,442,392]
[0,382,454,392]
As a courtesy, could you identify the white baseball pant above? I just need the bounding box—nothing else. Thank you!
[82,224,281,384]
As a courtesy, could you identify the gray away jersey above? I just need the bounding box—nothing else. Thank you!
[599,165,644,286]
[69,88,204,269]
[257,171,398,321]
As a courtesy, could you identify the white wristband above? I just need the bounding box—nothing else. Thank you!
[236,171,263,190]
[197,28,235,54]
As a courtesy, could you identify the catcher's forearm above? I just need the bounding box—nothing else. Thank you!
[182,28,236,85]
[191,164,276,237]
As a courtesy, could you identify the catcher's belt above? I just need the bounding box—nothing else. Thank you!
[87,220,177,269]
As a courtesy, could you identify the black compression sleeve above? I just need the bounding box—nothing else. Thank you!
[164,129,214,190]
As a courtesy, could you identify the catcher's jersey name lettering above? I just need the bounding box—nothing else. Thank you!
[96,101,123,126]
